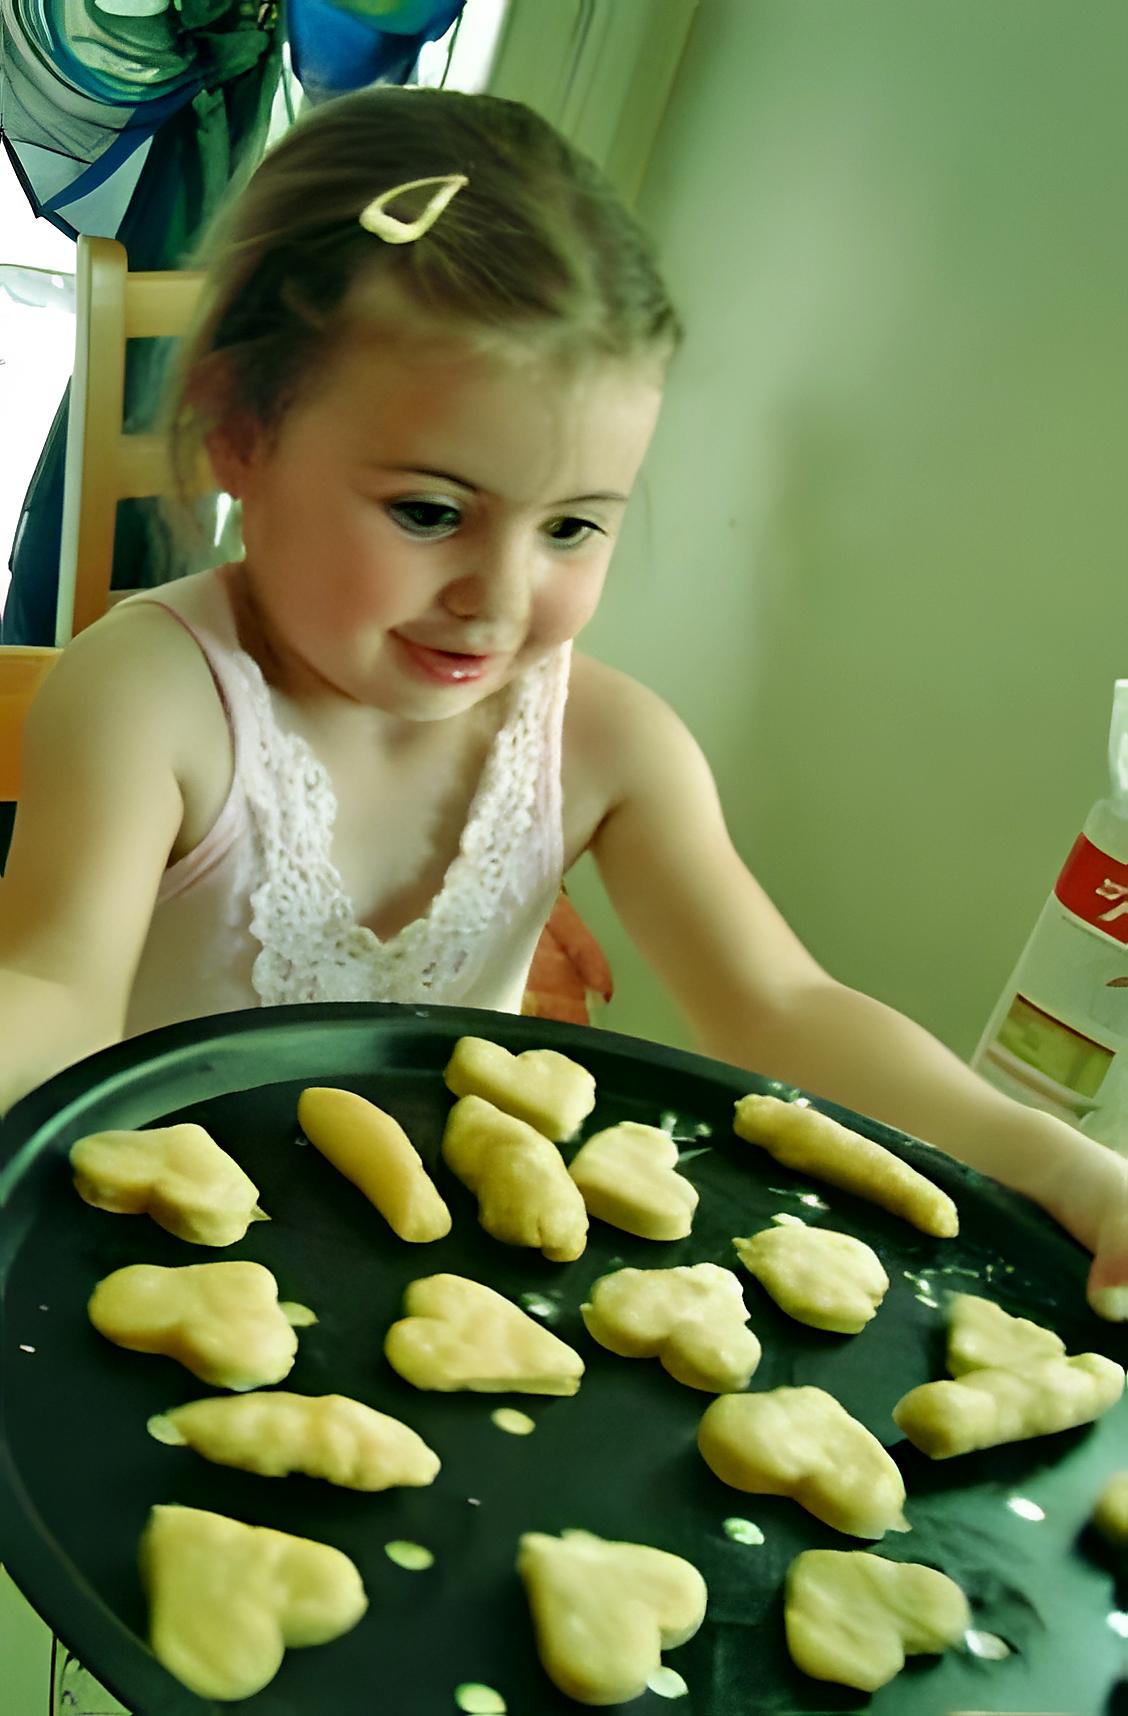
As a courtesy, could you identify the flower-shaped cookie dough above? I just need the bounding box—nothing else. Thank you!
[733,1095,958,1238]
[568,1123,699,1240]
[149,1392,440,1490]
[70,1124,264,1246]
[785,1549,969,1691]
[582,1263,761,1392]
[444,1035,596,1140]
[384,1274,585,1395]
[698,1386,908,1538]
[442,1095,588,1261]
[517,1529,706,1706]
[297,1087,450,1242]
[88,1261,306,1390]
[733,1220,888,1333]
[141,1504,367,1700]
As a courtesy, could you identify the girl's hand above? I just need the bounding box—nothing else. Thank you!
[1033,1136,1128,1321]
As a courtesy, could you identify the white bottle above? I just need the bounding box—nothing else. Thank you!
[971,680,1128,1150]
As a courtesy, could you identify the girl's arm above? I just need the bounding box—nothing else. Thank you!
[0,609,191,1114]
[584,667,1128,1317]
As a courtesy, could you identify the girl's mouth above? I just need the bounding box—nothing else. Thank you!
[391,633,498,685]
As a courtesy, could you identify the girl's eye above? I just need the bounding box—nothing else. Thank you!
[387,500,461,536]
[545,516,604,550]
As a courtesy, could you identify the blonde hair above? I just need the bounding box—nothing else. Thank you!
[167,85,683,503]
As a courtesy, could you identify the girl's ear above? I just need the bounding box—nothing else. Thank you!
[204,416,261,499]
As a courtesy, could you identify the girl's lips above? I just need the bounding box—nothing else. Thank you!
[392,632,498,685]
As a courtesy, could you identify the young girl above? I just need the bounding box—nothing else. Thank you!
[0,85,1124,1318]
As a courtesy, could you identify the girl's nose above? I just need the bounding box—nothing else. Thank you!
[441,542,530,628]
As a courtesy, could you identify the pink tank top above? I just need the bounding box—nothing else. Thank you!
[122,568,570,1039]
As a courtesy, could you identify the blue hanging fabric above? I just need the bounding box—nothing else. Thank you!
[287,0,465,103]
[0,0,284,644]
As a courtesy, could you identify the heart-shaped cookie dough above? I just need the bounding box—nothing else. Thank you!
[384,1273,585,1394]
[70,1124,264,1246]
[444,1036,596,1140]
[442,1095,588,1261]
[150,1392,440,1489]
[581,1263,761,1391]
[88,1261,303,1390]
[733,1220,888,1333]
[784,1549,969,1691]
[568,1123,699,1240]
[141,1504,367,1700]
[698,1386,908,1538]
[517,1529,707,1706]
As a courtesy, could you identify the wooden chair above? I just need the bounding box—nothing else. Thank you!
[1,237,613,1022]
[1,234,205,803]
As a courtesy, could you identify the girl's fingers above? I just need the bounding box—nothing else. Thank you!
[1087,1194,1128,1321]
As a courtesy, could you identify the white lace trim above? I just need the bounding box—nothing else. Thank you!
[236,648,569,1006]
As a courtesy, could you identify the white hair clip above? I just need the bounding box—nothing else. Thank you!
[358,173,469,244]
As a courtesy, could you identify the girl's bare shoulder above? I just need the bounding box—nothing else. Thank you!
[566,650,696,798]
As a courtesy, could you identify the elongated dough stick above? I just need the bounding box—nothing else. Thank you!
[733,1095,958,1238]
[298,1087,450,1242]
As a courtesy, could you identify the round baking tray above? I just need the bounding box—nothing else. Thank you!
[1,1001,1125,1715]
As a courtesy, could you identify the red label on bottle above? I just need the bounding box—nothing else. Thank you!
[1054,833,1128,945]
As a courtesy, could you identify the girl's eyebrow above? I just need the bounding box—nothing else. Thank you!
[377,463,628,506]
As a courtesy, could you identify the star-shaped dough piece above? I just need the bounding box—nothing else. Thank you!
[698,1386,908,1538]
[70,1124,264,1246]
[442,1095,588,1261]
[568,1123,699,1241]
[734,1222,888,1333]
[517,1529,706,1706]
[945,1292,1065,1376]
[384,1274,585,1395]
[141,1504,367,1700]
[785,1549,969,1691]
[88,1261,302,1390]
[582,1264,761,1392]
[444,1036,596,1140]
[150,1392,440,1490]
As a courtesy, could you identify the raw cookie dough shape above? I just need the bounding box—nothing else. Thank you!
[88,1261,303,1390]
[297,1087,451,1242]
[945,1292,1065,1376]
[1093,1470,1128,1545]
[581,1263,761,1392]
[733,1094,959,1238]
[893,1352,1126,1458]
[517,1529,706,1707]
[444,1035,596,1141]
[384,1274,585,1395]
[140,1504,367,1701]
[733,1223,888,1333]
[150,1393,440,1489]
[70,1124,264,1247]
[697,1387,908,1538]
[785,1548,970,1692]
[442,1095,588,1261]
[568,1123,699,1240]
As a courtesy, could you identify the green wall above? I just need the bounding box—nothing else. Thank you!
[569,0,1128,1066]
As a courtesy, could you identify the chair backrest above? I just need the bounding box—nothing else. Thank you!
[1,235,206,809]
[56,234,207,644]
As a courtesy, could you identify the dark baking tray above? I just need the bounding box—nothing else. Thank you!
[1,1002,1125,1716]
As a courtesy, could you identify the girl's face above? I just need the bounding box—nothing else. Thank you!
[214,326,663,720]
